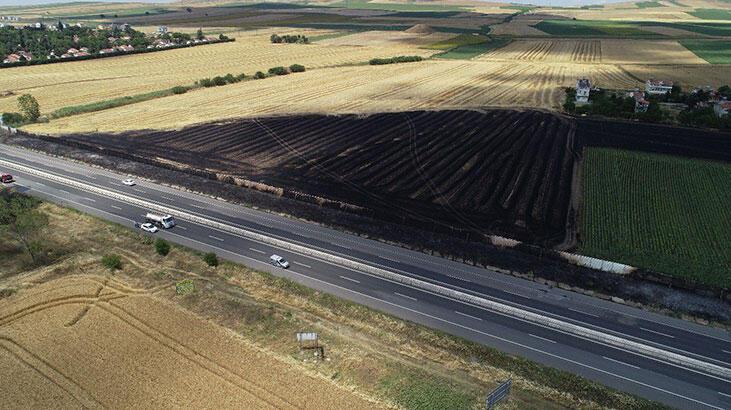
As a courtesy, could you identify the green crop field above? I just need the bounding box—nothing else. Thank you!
[424,33,488,50]
[680,40,731,64]
[688,8,731,20]
[650,22,731,36]
[533,20,653,37]
[580,148,731,288]
[435,38,511,59]
[635,1,665,8]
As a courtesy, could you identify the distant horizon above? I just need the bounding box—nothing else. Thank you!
[0,0,632,9]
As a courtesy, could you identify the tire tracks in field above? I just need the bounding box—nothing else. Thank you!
[98,300,295,410]
[0,337,104,409]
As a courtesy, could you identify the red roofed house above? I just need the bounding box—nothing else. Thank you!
[3,53,20,63]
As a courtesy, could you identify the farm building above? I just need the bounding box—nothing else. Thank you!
[646,79,673,95]
[714,101,731,117]
[576,79,591,104]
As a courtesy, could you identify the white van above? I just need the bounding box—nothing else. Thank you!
[145,213,175,229]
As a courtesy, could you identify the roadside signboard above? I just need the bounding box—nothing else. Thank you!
[486,379,512,409]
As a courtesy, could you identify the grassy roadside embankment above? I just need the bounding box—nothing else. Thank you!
[0,193,666,410]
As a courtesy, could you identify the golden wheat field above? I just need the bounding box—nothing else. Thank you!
[0,28,441,113]
[0,275,380,409]
[26,59,644,134]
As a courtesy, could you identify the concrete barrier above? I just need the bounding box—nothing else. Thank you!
[3,157,728,380]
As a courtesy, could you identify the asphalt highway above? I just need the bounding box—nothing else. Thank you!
[1,144,730,409]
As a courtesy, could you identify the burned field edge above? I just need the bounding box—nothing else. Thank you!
[4,109,731,322]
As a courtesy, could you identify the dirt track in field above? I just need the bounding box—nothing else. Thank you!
[0,275,380,409]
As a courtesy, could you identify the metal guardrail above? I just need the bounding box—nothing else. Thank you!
[3,157,729,380]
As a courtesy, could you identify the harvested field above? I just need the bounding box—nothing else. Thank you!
[317,29,455,47]
[26,59,642,134]
[55,110,579,244]
[601,39,708,64]
[477,39,602,62]
[0,275,379,409]
[622,63,731,88]
[489,19,549,36]
[0,28,439,114]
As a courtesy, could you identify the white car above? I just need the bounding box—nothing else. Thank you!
[122,178,136,186]
[269,254,290,269]
[140,222,159,233]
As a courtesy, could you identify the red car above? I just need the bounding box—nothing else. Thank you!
[1,174,14,183]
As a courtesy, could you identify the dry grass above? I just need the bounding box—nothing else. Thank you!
[601,39,707,64]
[25,59,645,133]
[489,19,549,36]
[319,30,455,47]
[0,201,639,410]
[0,28,440,114]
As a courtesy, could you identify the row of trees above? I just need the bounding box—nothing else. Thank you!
[369,55,423,65]
[563,88,663,122]
[197,64,306,88]
[270,34,309,44]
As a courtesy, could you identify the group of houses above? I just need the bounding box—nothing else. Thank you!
[2,51,33,64]
[575,78,730,117]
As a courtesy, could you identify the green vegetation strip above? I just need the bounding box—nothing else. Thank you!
[533,20,653,37]
[680,40,731,64]
[423,33,488,51]
[435,38,511,60]
[580,148,731,288]
[328,0,467,12]
[689,8,731,20]
[50,86,192,119]
[635,1,665,8]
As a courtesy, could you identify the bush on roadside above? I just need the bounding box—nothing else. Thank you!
[268,66,288,76]
[154,238,171,256]
[102,254,122,271]
[175,279,195,295]
[223,73,238,84]
[199,78,215,87]
[171,86,189,94]
[236,73,246,81]
[203,252,218,267]
[212,76,227,86]
[289,64,305,73]
[254,71,267,79]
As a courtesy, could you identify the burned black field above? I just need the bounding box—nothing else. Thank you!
[59,110,579,244]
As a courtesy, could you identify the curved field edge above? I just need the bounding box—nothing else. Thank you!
[579,148,731,289]
[0,199,664,410]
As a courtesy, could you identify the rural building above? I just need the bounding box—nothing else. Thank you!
[3,54,19,63]
[0,16,20,21]
[646,79,673,95]
[630,91,649,113]
[714,101,731,117]
[99,48,116,55]
[158,25,168,34]
[576,78,591,104]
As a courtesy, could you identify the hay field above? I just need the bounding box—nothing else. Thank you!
[318,30,455,47]
[623,64,731,86]
[0,28,440,114]
[489,19,550,36]
[0,275,379,409]
[476,39,707,64]
[26,59,642,134]
[601,39,708,64]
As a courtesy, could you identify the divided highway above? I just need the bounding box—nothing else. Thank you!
[1,144,730,409]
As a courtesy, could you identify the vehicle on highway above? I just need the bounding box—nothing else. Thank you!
[145,212,175,229]
[269,254,290,269]
[139,222,159,233]
[122,178,136,186]
[1,173,14,183]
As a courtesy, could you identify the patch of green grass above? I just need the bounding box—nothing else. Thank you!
[423,33,488,50]
[580,148,731,288]
[175,279,196,295]
[534,20,652,37]
[501,5,533,12]
[308,31,356,42]
[680,40,731,64]
[688,8,731,20]
[436,38,511,59]
[379,370,478,410]
[50,86,193,119]
[635,1,665,8]
[649,21,731,36]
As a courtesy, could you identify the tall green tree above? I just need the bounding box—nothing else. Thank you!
[17,94,40,122]
[0,192,48,264]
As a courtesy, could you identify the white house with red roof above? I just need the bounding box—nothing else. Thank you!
[645,79,673,95]
[714,101,731,118]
